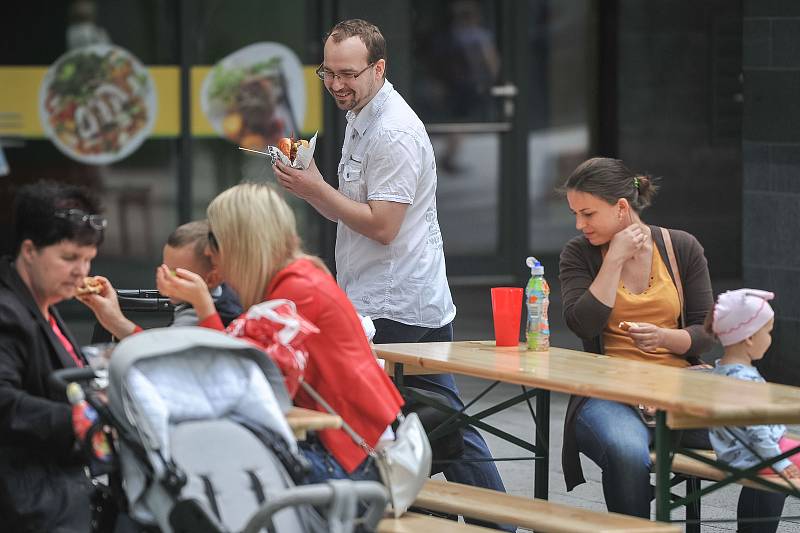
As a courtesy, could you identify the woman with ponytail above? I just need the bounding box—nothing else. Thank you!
[557,158,786,531]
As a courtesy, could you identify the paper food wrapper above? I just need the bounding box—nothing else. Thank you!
[264,132,318,170]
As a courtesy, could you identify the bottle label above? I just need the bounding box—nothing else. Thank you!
[526,275,550,351]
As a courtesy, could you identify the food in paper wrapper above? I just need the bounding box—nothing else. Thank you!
[264,132,317,170]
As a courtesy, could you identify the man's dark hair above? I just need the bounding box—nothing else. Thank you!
[326,19,387,65]
[166,220,212,271]
[13,181,104,255]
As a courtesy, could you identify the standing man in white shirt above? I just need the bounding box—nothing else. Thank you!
[274,19,511,527]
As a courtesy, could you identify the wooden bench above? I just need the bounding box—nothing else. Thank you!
[377,512,496,532]
[652,449,797,493]
[285,407,341,440]
[413,479,681,533]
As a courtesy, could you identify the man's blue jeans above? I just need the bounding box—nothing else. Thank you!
[373,319,514,531]
[576,397,786,531]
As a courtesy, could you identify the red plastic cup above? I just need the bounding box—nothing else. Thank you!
[491,287,523,347]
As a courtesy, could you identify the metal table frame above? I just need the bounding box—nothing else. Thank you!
[654,411,800,530]
[393,362,551,500]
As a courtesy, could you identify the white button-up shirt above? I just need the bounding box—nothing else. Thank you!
[335,80,456,328]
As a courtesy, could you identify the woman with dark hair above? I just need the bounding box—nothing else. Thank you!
[0,181,107,532]
[559,158,786,531]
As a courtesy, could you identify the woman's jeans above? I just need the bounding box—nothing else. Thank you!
[576,398,787,532]
[373,319,514,532]
[299,440,381,484]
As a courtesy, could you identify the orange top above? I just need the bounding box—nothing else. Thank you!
[603,245,688,367]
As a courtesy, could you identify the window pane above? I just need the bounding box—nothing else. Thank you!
[527,0,591,253]
[411,0,503,255]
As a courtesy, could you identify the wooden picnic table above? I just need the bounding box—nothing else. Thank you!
[375,340,800,524]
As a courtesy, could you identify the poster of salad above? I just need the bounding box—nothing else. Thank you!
[38,44,156,165]
[200,42,305,150]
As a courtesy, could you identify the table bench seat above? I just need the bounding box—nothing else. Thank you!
[652,450,797,493]
[377,512,496,532]
[285,407,341,440]
[413,479,681,533]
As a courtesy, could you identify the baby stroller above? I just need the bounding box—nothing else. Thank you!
[53,327,387,533]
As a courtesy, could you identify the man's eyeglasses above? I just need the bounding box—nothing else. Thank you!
[207,230,219,252]
[315,62,376,82]
[54,209,107,231]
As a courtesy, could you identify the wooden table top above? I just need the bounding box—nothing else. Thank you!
[375,341,800,429]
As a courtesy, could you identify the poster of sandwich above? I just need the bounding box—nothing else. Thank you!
[200,42,305,151]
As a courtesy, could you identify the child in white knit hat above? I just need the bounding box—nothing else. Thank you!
[706,288,800,478]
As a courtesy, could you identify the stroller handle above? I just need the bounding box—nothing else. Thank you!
[241,479,388,533]
[116,289,173,312]
[51,367,97,390]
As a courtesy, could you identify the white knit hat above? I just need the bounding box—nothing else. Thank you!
[712,288,775,346]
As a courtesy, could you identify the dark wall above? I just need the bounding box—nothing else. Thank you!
[742,0,800,385]
[615,0,743,280]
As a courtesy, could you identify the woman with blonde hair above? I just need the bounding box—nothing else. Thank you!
[156,182,404,483]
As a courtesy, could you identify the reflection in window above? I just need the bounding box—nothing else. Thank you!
[527,0,590,254]
[412,0,502,255]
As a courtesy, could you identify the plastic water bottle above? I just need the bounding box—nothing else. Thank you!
[525,257,550,351]
[66,382,113,464]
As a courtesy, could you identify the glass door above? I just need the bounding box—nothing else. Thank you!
[410,0,529,280]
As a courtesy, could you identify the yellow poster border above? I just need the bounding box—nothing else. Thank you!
[0,65,323,138]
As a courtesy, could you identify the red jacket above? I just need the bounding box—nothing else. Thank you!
[200,258,403,472]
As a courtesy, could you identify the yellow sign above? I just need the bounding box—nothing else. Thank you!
[0,65,322,138]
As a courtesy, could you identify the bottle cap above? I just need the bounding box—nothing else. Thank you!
[66,382,85,405]
[526,256,544,276]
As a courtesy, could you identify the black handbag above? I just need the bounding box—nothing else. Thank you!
[400,386,465,471]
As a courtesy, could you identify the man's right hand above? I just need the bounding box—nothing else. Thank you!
[273,158,326,202]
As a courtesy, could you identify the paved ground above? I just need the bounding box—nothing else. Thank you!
[449,376,800,532]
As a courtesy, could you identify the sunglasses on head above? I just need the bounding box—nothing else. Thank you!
[207,230,219,252]
[54,209,107,231]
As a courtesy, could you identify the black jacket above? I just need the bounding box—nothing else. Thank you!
[0,258,91,532]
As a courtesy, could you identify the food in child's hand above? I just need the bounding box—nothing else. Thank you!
[76,276,103,296]
[619,321,638,332]
[277,137,309,163]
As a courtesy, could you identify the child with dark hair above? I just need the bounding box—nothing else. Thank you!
[163,220,242,327]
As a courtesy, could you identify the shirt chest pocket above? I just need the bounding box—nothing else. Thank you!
[339,159,367,202]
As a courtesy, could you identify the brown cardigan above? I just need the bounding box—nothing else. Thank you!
[558,225,715,490]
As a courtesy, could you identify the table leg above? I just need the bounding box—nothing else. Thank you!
[534,389,550,500]
[654,410,672,523]
[393,362,405,388]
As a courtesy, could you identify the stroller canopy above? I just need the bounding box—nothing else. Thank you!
[107,327,294,459]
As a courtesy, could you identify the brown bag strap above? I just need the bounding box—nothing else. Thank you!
[660,227,685,328]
